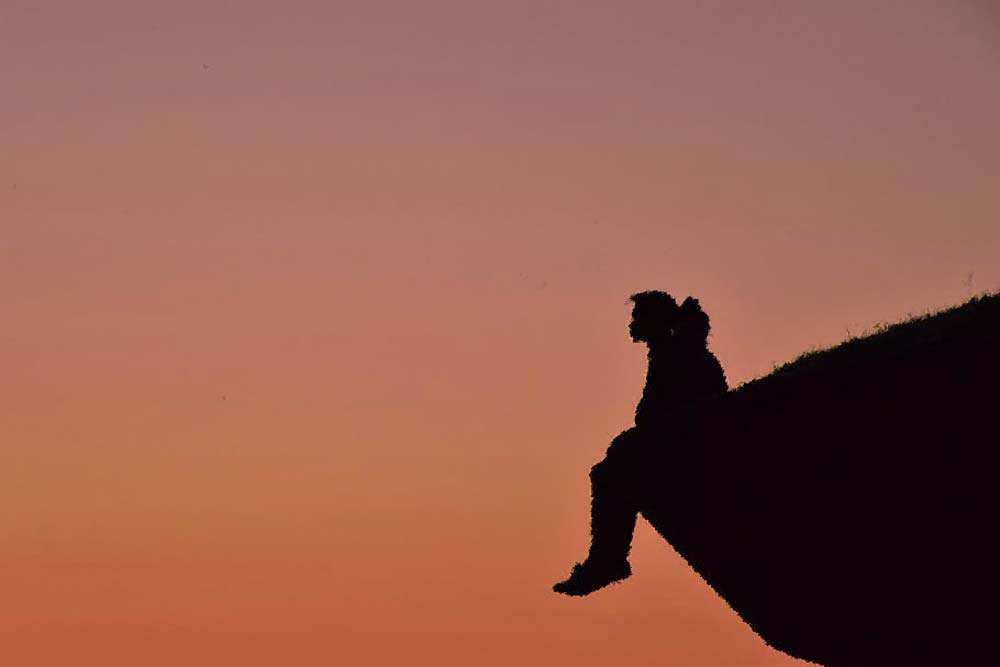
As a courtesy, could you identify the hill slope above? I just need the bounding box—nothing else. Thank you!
[635,293,1000,667]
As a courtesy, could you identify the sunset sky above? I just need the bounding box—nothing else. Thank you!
[3,2,999,665]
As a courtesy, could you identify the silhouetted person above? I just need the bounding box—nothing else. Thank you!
[554,291,728,596]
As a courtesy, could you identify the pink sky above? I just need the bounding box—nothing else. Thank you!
[3,2,999,665]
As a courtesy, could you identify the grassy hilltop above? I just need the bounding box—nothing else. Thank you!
[742,290,1000,396]
[637,292,1000,667]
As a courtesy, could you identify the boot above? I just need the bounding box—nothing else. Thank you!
[553,458,637,596]
[553,558,631,596]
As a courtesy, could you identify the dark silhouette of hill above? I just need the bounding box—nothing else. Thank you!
[631,293,1000,665]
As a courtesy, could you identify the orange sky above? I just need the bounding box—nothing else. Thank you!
[3,2,999,665]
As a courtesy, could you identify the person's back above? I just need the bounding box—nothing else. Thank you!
[635,297,728,432]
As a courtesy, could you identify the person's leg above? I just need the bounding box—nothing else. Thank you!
[587,451,638,567]
[554,429,645,595]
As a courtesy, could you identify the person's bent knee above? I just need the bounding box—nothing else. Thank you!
[591,455,629,486]
[613,427,639,446]
[590,459,609,483]
[605,427,643,459]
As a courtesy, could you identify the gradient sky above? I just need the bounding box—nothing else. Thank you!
[3,2,999,665]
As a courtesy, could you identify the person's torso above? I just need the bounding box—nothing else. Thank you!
[634,343,727,430]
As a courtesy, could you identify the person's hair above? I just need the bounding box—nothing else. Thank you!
[629,290,679,338]
[676,296,712,346]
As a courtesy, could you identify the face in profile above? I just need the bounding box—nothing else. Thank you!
[628,291,682,345]
[628,307,642,341]
[629,307,662,343]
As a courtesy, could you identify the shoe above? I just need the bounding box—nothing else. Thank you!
[552,559,631,596]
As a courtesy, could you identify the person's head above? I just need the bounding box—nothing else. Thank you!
[628,291,679,344]
[674,296,712,348]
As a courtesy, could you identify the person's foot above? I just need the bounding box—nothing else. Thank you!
[552,559,631,596]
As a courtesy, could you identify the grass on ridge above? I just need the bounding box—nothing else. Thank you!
[734,290,1000,395]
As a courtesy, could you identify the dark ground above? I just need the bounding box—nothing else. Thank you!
[635,293,1000,666]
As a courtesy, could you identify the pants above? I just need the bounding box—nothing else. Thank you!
[587,427,651,565]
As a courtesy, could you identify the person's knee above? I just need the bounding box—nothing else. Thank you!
[607,428,648,461]
[591,454,630,487]
[590,459,608,483]
[615,427,639,445]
